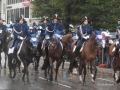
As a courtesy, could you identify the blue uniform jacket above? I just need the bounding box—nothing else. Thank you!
[13,23,30,39]
[32,27,38,35]
[77,24,93,39]
[39,23,48,37]
[47,22,63,37]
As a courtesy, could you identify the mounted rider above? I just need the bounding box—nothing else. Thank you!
[37,16,48,54]
[112,26,120,62]
[11,15,30,61]
[31,22,38,34]
[45,14,64,57]
[75,16,93,61]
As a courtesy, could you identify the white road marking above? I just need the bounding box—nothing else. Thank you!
[97,78,115,83]
[39,77,71,89]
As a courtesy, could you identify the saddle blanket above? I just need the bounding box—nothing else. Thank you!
[8,47,15,54]
[73,42,85,52]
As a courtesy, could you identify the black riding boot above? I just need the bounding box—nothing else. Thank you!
[75,39,85,61]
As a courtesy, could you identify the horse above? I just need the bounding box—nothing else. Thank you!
[109,41,120,83]
[61,33,73,69]
[0,29,10,69]
[8,36,37,85]
[41,35,63,84]
[69,33,98,85]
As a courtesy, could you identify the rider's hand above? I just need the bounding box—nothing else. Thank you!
[19,37,24,40]
[39,26,43,30]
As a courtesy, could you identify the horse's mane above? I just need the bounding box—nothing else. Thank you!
[88,33,96,45]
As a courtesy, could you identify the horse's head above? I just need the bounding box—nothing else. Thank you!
[24,37,38,55]
[89,33,99,46]
[49,37,58,49]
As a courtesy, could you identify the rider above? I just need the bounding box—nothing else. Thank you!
[37,16,48,54]
[75,16,93,61]
[32,22,38,34]
[12,15,30,61]
[113,26,120,62]
[45,14,64,57]
[50,14,63,43]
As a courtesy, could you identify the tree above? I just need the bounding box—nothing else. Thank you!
[31,0,120,32]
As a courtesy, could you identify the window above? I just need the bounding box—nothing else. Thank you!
[20,8,24,16]
[25,7,29,18]
[7,10,11,24]
[16,8,19,20]
[11,9,14,22]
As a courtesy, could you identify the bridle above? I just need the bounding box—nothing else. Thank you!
[48,39,59,49]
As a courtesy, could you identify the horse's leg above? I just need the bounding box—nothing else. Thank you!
[91,60,97,83]
[0,52,2,69]
[22,68,25,85]
[69,59,74,81]
[26,68,31,86]
[79,61,84,84]
[55,60,62,84]
[49,57,53,82]
[35,56,40,72]
[62,59,65,70]
[82,63,87,86]
[44,67,48,81]
[4,51,7,68]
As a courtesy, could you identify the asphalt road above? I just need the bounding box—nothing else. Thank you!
[0,52,120,90]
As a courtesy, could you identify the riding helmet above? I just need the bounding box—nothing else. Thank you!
[41,16,48,22]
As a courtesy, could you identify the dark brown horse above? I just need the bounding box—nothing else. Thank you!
[41,34,73,83]
[109,41,120,83]
[69,33,98,85]
[61,33,73,69]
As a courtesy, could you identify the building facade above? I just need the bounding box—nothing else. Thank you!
[6,0,31,24]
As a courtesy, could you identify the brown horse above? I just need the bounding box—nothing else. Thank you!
[41,33,73,69]
[109,41,120,83]
[41,34,73,82]
[69,33,98,85]
[61,33,73,69]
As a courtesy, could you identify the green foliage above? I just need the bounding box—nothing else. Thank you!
[31,0,120,32]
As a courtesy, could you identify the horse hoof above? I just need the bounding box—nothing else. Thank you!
[70,79,73,82]
[79,81,83,84]
[22,82,26,85]
[91,79,95,84]
[27,82,31,87]
[82,83,87,86]
[55,80,58,84]
[45,78,48,81]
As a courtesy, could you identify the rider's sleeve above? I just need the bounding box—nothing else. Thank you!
[46,24,54,33]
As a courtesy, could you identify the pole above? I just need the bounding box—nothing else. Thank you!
[102,48,104,64]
